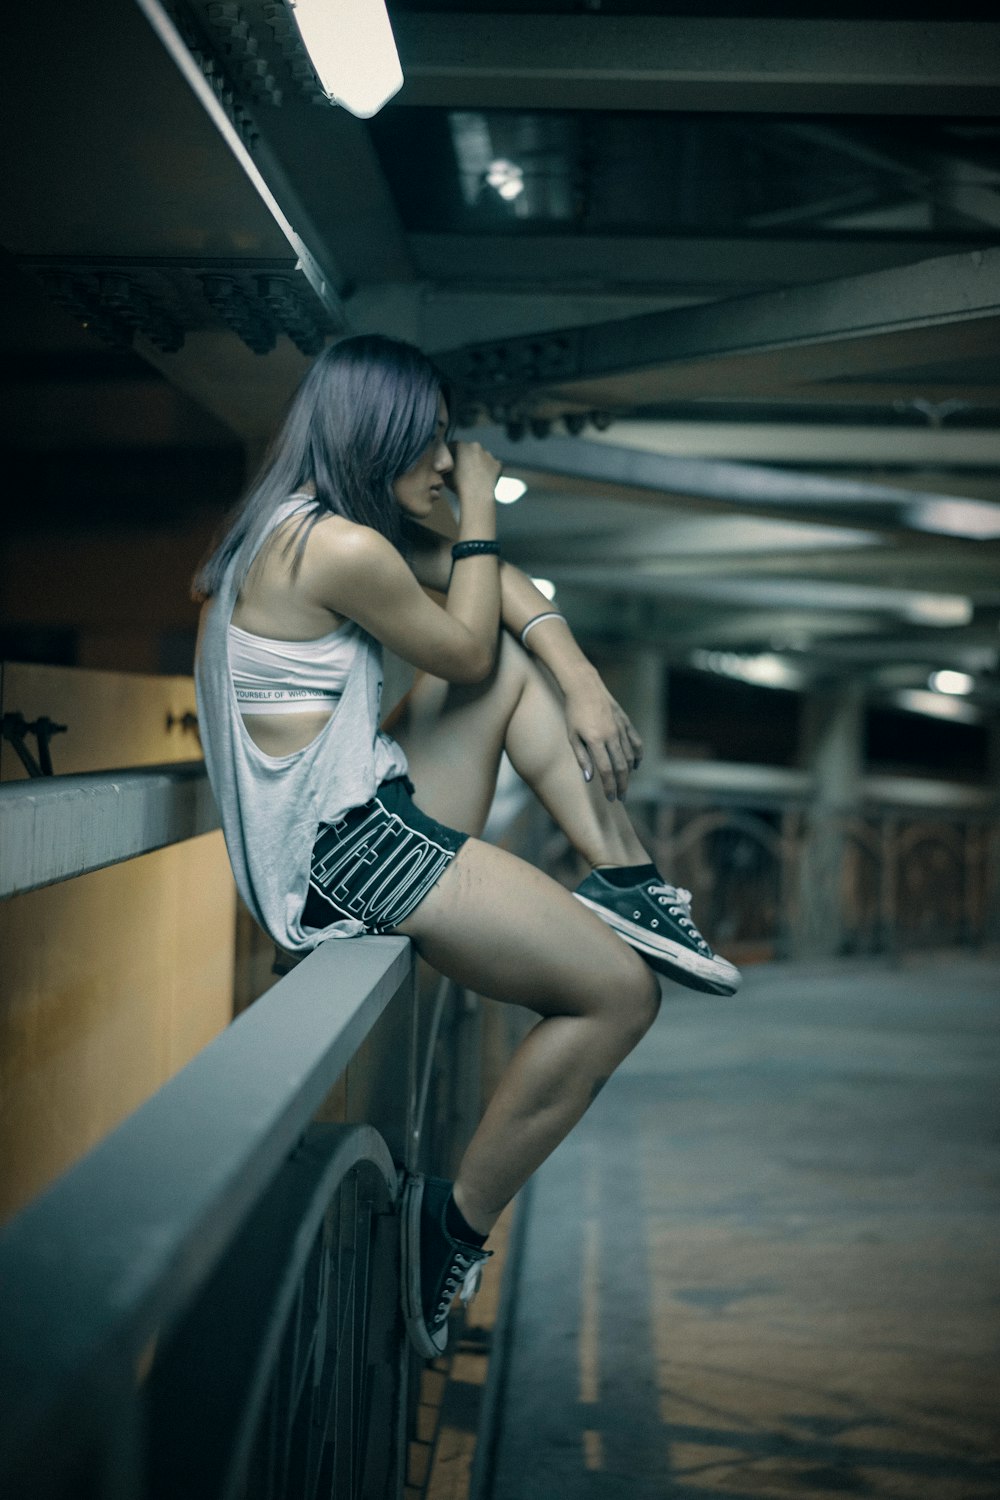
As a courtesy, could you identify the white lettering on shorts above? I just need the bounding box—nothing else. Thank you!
[309,797,454,930]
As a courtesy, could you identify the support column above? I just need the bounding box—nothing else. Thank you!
[795,683,864,958]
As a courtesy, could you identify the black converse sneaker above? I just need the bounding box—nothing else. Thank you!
[401,1175,493,1359]
[574,870,741,996]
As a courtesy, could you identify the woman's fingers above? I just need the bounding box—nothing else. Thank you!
[606,714,639,779]
[613,705,644,768]
[618,730,637,781]
[609,741,631,800]
[570,700,642,799]
[452,440,503,493]
[571,734,594,784]
[588,737,630,800]
[591,742,616,799]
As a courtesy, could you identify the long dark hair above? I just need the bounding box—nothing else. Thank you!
[193,334,451,600]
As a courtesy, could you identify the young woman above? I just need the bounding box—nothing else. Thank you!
[194,335,739,1359]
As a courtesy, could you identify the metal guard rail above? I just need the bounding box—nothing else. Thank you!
[0,760,219,898]
[0,763,425,1498]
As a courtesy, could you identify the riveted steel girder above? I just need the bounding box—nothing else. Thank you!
[438,247,1000,410]
[474,425,1000,539]
[393,16,1000,115]
[409,234,994,296]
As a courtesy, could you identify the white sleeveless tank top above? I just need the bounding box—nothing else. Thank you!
[195,496,409,953]
[228,618,359,715]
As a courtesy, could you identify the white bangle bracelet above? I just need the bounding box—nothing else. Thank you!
[519,611,565,647]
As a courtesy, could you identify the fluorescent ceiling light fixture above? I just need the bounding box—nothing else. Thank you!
[691,649,805,691]
[906,497,1000,540]
[892,689,981,725]
[531,577,557,601]
[286,0,403,118]
[495,476,527,504]
[902,594,974,627]
[929,669,975,696]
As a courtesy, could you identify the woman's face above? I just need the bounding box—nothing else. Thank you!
[392,395,453,519]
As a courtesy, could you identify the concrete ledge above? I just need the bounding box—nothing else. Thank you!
[0,761,220,898]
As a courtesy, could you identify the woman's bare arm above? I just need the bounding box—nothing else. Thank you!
[301,445,502,684]
[305,518,499,684]
[406,512,643,796]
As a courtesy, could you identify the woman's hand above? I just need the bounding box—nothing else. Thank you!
[447,441,502,511]
[563,677,644,801]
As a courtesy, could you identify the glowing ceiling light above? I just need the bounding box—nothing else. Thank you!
[531,577,557,600]
[892,689,981,725]
[907,497,1000,540]
[486,158,524,200]
[902,595,973,627]
[690,649,804,690]
[738,654,804,689]
[495,476,527,504]
[286,0,403,118]
[929,669,975,696]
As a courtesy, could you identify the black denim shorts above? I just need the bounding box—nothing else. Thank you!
[301,776,469,935]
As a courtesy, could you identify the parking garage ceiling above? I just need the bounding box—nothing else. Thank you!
[1,0,999,717]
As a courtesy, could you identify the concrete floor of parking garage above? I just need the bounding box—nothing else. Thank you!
[489,954,1000,1500]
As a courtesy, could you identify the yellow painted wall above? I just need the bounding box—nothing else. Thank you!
[0,661,236,1223]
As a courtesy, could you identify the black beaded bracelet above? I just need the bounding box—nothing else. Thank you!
[451,539,501,561]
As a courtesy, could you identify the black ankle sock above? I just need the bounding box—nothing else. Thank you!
[594,862,658,889]
[445,1191,488,1247]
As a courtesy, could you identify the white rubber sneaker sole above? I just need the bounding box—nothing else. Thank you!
[573,893,741,996]
[401,1175,449,1360]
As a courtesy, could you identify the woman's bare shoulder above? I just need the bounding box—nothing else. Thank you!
[304,513,402,574]
[298,514,410,614]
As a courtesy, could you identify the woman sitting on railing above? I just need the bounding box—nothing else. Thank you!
[192,335,740,1359]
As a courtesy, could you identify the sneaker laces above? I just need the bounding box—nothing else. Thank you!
[459,1258,485,1304]
[648,882,692,906]
[437,1248,488,1319]
[647,883,711,952]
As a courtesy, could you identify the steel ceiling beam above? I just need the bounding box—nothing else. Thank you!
[409,234,986,295]
[393,16,1000,115]
[257,108,415,287]
[586,422,1000,470]
[756,381,1000,411]
[513,533,1000,594]
[134,0,347,325]
[472,425,1000,540]
[439,247,1000,410]
[545,568,991,619]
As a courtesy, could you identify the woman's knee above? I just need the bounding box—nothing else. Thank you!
[622,956,662,1043]
[491,626,536,694]
[592,948,661,1052]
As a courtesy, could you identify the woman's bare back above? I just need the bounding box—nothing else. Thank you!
[229,511,353,757]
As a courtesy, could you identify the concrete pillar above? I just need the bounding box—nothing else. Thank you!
[796,683,864,957]
[801,683,864,807]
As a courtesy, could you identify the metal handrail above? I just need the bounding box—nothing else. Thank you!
[0,758,530,1498]
[146,1121,401,1500]
[534,782,1000,958]
[0,760,219,898]
[0,931,414,1497]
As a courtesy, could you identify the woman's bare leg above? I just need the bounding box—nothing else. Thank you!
[394,838,660,1234]
[394,631,650,869]
[391,634,660,1234]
